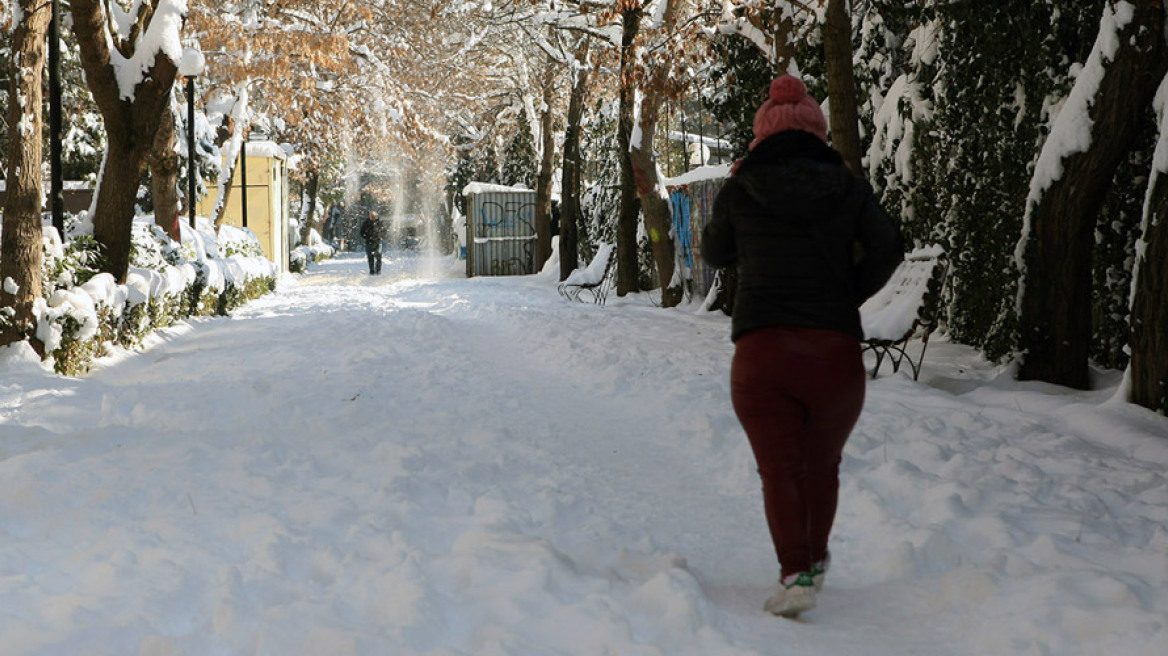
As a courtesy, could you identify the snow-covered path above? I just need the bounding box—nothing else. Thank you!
[1,252,1165,655]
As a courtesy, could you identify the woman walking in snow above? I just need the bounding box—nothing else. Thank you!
[701,75,903,618]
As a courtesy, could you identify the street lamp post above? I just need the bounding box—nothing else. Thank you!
[48,0,63,236]
[178,46,205,229]
[240,130,249,229]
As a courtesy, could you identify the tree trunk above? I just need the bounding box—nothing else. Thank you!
[535,58,557,270]
[1130,126,1168,414]
[299,169,320,244]
[149,104,181,241]
[616,7,643,296]
[559,43,591,282]
[212,114,240,229]
[629,91,684,308]
[773,11,797,74]
[1018,0,1168,389]
[71,0,180,283]
[213,155,239,229]
[823,0,863,174]
[92,140,151,278]
[0,0,51,348]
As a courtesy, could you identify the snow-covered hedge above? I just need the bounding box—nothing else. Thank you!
[28,215,278,375]
[289,228,335,273]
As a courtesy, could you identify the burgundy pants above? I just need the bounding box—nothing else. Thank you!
[731,325,866,578]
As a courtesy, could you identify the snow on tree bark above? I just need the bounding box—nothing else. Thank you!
[629,87,683,307]
[616,6,642,297]
[299,169,320,246]
[210,95,246,230]
[716,0,798,72]
[616,0,698,305]
[1129,72,1168,414]
[559,42,591,282]
[535,58,558,270]
[1017,0,1168,390]
[69,0,183,283]
[0,0,50,348]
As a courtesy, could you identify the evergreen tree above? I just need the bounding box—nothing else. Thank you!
[858,1,937,250]
[501,110,537,188]
[854,1,922,205]
[925,4,1023,359]
[1096,121,1155,370]
[858,1,1104,362]
[476,141,500,186]
[52,28,105,183]
[580,98,621,261]
[446,135,478,215]
[705,35,772,158]
[1,20,103,185]
[705,10,827,160]
[945,1,1103,363]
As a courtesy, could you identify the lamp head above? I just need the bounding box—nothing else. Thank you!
[178,47,205,78]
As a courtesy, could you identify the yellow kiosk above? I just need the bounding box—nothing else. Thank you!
[200,137,292,272]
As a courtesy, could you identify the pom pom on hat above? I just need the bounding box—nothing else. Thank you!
[768,75,808,105]
[750,75,828,148]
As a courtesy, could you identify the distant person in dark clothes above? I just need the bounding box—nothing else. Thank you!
[324,200,345,243]
[701,75,903,618]
[359,210,383,275]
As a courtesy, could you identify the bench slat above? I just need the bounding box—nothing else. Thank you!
[860,246,948,379]
[558,243,617,306]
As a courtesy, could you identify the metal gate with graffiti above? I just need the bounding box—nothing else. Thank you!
[465,186,537,277]
[668,175,727,299]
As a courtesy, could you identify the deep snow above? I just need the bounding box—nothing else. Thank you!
[0,251,1165,656]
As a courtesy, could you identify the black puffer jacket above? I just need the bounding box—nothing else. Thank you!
[360,217,383,250]
[701,130,903,342]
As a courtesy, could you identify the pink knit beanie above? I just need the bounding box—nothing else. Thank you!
[750,75,828,149]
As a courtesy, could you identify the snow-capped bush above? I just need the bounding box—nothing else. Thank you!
[130,218,190,269]
[289,249,308,273]
[289,228,335,273]
[24,215,278,375]
[43,222,102,291]
[216,223,265,258]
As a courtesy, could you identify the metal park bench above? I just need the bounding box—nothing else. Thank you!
[860,246,949,380]
[557,243,617,306]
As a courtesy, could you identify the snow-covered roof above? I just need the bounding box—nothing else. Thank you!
[462,182,534,196]
[244,140,289,160]
[666,131,732,149]
[664,164,731,188]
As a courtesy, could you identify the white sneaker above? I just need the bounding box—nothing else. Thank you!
[811,554,830,592]
[764,572,817,618]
